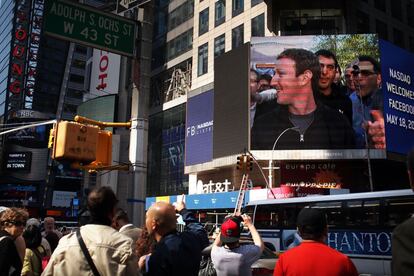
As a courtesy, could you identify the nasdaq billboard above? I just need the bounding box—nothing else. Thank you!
[185,90,214,166]
[380,39,414,155]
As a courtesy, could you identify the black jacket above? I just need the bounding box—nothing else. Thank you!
[316,84,353,125]
[0,230,22,276]
[147,209,209,276]
[392,217,414,276]
[251,103,355,150]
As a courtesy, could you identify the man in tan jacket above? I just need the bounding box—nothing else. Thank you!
[43,187,137,275]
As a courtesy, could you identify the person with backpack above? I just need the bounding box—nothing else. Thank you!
[22,224,48,276]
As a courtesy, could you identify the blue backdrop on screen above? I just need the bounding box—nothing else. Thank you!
[380,39,414,155]
[185,90,214,166]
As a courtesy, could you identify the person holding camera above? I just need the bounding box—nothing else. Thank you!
[211,214,264,276]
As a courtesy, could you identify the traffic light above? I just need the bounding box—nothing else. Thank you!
[237,154,253,171]
[237,155,243,170]
[92,129,112,166]
[51,121,100,162]
[246,155,253,171]
[48,128,55,149]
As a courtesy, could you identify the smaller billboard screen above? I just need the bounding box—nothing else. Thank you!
[4,152,32,171]
[380,39,414,156]
[7,125,48,148]
[185,90,214,166]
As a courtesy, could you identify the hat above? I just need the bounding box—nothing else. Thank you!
[296,208,327,230]
[220,216,242,243]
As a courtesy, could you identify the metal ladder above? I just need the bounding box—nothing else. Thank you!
[233,173,249,216]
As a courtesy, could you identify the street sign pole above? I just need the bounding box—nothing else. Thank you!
[127,7,152,227]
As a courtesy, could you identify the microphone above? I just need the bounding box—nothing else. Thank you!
[254,89,277,104]
[352,65,360,76]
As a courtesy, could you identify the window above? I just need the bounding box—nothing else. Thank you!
[232,24,244,49]
[199,8,209,36]
[376,20,388,40]
[63,103,78,114]
[251,0,262,7]
[168,0,194,31]
[198,43,208,76]
[407,1,414,27]
[391,0,402,20]
[374,0,386,12]
[69,74,84,84]
[232,0,243,17]
[393,28,405,48]
[251,13,265,37]
[356,10,370,33]
[410,36,414,52]
[279,9,342,35]
[214,34,225,57]
[215,0,225,27]
[408,36,414,52]
[154,8,168,37]
[74,45,87,54]
[72,59,86,69]
[66,88,83,99]
[167,29,193,61]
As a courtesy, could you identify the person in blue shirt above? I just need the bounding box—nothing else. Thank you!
[349,55,385,149]
[139,200,209,276]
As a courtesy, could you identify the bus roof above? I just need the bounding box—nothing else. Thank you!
[247,189,414,206]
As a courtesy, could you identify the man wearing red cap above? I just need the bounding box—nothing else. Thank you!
[211,214,264,276]
[274,208,358,276]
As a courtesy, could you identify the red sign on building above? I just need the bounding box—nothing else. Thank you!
[6,0,43,119]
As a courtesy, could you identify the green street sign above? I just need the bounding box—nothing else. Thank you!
[44,0,136,57]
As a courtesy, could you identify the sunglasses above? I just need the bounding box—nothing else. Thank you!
[359,70,377,77]
[8,220,26,227]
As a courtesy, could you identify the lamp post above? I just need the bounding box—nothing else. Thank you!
[268,127,299,187]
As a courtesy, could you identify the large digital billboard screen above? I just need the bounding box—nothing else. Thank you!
[249,34,399,158]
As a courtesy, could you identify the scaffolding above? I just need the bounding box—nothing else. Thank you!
[164,63,192,102]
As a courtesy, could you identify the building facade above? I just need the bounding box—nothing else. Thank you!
[0,0,110,217]
[148,0,414,198]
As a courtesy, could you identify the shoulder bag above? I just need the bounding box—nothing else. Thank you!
[76,228,101,276]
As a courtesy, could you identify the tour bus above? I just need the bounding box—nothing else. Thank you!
[245,189,414,276]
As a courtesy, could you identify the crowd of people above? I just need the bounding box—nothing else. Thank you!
[1,148,413,275]
[251,48,386,150]
[0,169,413,275]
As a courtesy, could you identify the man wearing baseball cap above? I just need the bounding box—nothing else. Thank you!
[211,214,264,276]
[274,207,358,276]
